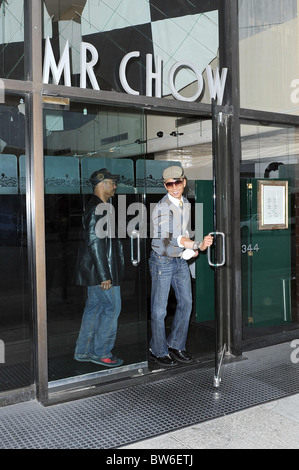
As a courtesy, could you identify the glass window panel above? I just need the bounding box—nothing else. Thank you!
[239,0,299,115]
[0,0,25,80]
[0,94,32,392]
[44,101,148,386]
[240,123,299,338]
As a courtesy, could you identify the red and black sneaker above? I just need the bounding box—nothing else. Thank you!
[90,355,123,367]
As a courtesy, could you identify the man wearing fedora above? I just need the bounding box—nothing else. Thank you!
[149,166,213,367]
[74,169,124,367]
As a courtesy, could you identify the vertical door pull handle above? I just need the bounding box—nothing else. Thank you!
[130,229,140,266]
[207,231,226,267]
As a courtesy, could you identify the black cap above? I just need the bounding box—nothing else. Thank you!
[90,168,119,188]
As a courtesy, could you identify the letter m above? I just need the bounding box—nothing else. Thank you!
[43,36,71,86]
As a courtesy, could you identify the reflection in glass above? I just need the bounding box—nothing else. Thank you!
[239,0,299,115]
[0,94,31,392]
[240,124,299,338]
[0,0,25,79]
[73,170,124,367]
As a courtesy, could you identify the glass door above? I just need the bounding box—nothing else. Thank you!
[144,111,216,368]
[144,108,232,385]
[43,101,148,391]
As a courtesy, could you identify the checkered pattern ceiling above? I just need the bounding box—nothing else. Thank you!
[80,0,219,96]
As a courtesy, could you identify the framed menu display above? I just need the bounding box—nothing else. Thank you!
[257,180,288,230]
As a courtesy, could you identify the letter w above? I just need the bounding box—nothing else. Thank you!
[206,65,228,105]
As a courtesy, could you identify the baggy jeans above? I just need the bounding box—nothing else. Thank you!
[74,285,121,360]
[149,251,192,357]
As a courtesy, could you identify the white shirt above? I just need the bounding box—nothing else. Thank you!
[167,194,185,247]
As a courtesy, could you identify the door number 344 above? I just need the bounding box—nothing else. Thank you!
[241,244,260,254]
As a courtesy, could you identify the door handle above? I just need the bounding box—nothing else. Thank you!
[130,229,140,266]
[207,231,226,267]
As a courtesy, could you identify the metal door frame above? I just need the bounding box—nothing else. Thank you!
[210,100,233,387]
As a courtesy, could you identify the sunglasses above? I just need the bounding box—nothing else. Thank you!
[165,179,184,188]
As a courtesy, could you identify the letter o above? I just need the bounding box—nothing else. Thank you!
[168,61,203,102]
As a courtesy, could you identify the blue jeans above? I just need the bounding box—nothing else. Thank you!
[74,285,121,360]
[149,251,192,357]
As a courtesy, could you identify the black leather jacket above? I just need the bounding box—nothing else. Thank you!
[74,195,124,286]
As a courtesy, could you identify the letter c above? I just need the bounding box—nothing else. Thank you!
[119,51,140,95]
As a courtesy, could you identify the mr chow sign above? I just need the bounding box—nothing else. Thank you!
[43,37,228,105]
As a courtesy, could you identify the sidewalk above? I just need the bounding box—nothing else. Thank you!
[120,393,299,449]
[0,341,299,449]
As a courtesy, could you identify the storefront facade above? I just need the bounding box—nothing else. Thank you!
[0,0,298,406]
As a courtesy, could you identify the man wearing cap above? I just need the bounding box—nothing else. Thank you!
[74,168,124,367]
[149,166,213,367]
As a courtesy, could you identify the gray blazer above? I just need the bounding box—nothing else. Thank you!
[151,194,191,257]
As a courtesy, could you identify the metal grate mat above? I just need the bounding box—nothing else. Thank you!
[0,342,299,449]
